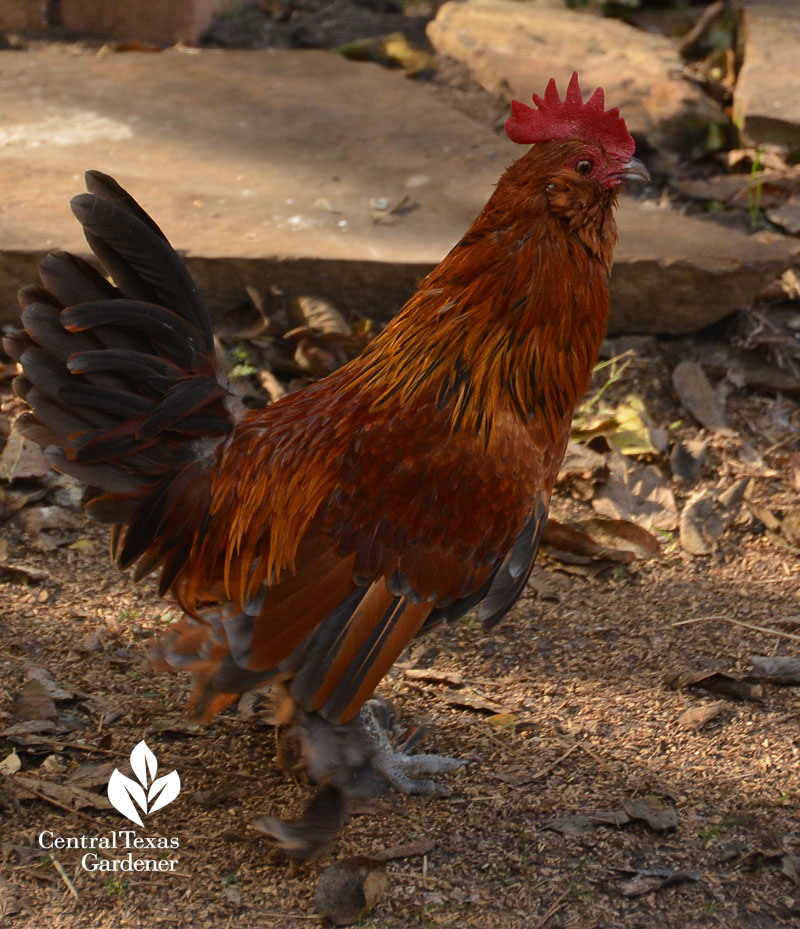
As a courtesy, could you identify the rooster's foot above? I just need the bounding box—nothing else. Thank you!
[360,698,468,797]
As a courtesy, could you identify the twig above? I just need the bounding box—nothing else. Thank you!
[678,0,726,59]
[710,615,800,643]
[50,855,79,899]
[525,741,580,783]
[576,741,618,777]
[8,779,100,826]
[533,873,578,928]
[671,614,727,627]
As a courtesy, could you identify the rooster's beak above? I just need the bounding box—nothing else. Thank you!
[621,157,650,183]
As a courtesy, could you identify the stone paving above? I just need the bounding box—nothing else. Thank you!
[0,35,796,332]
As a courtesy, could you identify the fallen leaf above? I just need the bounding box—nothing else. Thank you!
[288,294,350,336]
[578,516,661,559]
[67,762,117,789]
[26,664,74,701]
[372,837,435,862]
[12,680,59,724]
[572,394,665,457]
[443,688,508,715]
[542,519,630,563]
[556,440,609,492]
[0,750,21,775]
[68,538,97,552]
[747,502,800,552]
[403,667,464,687]
[337,32,434,74]
[622,797,678,832]
[0,562,54,584]
[680,478,750,555]
[616,867,700,896]
[546,810,630,836]
[666,669,764,702]
[0,429,51,481]
[14,506,81,537]
[677,701,727,730]
[669,436,707,482]
[782,854,800,883]
[487,713,517,730]
[11,774,111,811]
[593,457,678,531]
[672,360,736,435]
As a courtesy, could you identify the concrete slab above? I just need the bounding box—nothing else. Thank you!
[0,46,508,315]
[0,46,795,335]
[734,0,800,156]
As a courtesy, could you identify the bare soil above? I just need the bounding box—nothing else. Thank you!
[2,340,799,929]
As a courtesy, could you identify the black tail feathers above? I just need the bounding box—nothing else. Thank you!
[4,171,243,592]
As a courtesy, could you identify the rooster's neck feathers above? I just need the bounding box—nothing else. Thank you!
[350,142,615,446]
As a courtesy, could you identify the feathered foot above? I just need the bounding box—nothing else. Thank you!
[359,698,468,797]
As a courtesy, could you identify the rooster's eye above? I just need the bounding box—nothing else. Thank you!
[576,159,593,176]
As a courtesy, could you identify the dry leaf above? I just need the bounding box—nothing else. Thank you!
[403,667,464,687]
[12,680,59,724]
[622,797,678,832]
[0,750,21,775]
[0,562,54,584]
[672,360,736,435]
[11,774,111,811]
[546,810,630,836]
[670,436,707,483]
[372,838,435,862]
[288,295,350,336]
[617,867,700,896]
[680,478,750,555]
[336,32,434,74]
[593,458,678,531]
[666,669,764,702]
[572,394,665,457]
[542,519,627,563]
[0,429,51,481]
[747,503,800,552]
[443,688,508,715]
[67,762,117,789]
[677,701,727,730]
[578,516,661,559]
[26,664,74,701]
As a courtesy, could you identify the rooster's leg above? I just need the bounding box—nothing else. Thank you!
[360,699,468,797]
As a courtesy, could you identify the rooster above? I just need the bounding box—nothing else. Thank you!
[6,73,647,853]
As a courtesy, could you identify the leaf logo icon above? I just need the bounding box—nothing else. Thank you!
[107,740,181,826]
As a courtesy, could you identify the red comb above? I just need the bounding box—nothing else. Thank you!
[505,72,634,162]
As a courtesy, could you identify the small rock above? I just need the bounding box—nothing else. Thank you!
[314,857,387,926]
[427,0,726,153]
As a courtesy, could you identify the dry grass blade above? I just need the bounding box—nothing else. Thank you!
[711,615,800,643]
[49,855,79,899]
